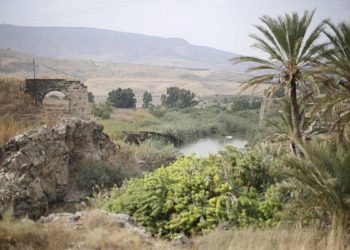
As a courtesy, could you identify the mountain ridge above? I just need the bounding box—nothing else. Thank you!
[0,24,243,70]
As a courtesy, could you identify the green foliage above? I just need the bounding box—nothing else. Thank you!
[312,21,350,144]
[91,101,111,119]
[231,96,262,112]
[75,161,125,190]
[107,88,136,108]
[142,91,153,108]
[161,87,198,109]
[88,92,95,103]
[101,107,260,143]
[133,139,179,171]
[234,10,326,144]
[282,141,350,225]
[148,106,166,118]
[105,147,282,238]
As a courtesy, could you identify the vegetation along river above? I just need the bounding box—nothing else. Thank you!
[179,135,248,157]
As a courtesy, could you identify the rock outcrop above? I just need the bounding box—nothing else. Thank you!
[0,119,116,218]
[38,210,150,240]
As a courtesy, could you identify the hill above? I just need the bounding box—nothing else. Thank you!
[0,24,246,70]
[0,48,266,103]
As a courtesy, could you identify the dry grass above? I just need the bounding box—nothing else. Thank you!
[0,210,182,250]
[0,116,29,146]
[0,78,35,146]
[194,227,349,250]
[81,210,153,250]
[0,78,73,147]
[1,209,348,250]
[0,211,74,250]
[0,78,35,115]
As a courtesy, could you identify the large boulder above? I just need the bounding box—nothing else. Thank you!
[0,119,116,219]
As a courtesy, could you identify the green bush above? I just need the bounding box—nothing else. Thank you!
[231,96,262,112]
[149,106,166,118]
[75,161,125,190]
[105,147,282,238]
[91,102,112,119]
[133,139,179,171]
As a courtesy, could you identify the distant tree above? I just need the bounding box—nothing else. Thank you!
[142,91,153,108]
[107,88,136,108]
[161,87,198,108]
[88,92,95,103]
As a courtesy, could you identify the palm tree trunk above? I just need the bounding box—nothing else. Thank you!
[289,78,302,142]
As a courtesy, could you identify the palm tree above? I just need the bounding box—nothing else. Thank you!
[233,10,325,144]
[313,21,350,143]
[265,98,314,153]
[282,141,350,248]
[322,21,350,88]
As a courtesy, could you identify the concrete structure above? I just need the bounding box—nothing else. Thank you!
[25,79,90,114]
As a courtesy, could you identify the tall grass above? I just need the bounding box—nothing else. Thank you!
[0,78,34,115]
[101,107,259,143]
[0,116,29,147]
[0,210,73,250]
[194,227,345,250]
[0,78,37,147]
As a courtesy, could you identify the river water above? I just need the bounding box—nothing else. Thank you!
[179,135,248,157]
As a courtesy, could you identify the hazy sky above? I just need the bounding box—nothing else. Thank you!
[0,0,349,56]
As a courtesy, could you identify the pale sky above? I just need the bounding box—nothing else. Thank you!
[0,0,349,56]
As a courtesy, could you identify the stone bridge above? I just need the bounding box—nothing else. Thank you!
[25,79,90,114]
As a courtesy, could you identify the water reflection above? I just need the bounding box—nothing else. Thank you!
[179,136,248,157]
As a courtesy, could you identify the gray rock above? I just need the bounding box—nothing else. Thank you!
[38,210,150,239]
[0,119,116,219]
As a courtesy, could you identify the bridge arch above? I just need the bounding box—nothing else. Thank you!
[25,79,90,114]
[42,91,69,110]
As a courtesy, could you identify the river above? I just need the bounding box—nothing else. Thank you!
[179,135,248,157]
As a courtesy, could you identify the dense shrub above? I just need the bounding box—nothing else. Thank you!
[105,147,282,238]
[91,102,112,119]
[133,139,179,171]
[148,106,167,117]
[100,107,260,144]
[75,161,125,190]
[231,96,262,112]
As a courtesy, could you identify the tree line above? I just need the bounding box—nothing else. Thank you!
[91,87,198,119]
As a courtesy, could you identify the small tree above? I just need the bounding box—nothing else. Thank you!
[161,87,198,108]
[142,91,153,108]
[91,101,111,119]
[107,88,136,108]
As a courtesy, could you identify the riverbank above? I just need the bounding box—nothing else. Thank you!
[99,106,259,144]
[96,107,258,171]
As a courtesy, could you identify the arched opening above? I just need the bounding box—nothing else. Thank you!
[42,91,69,112]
